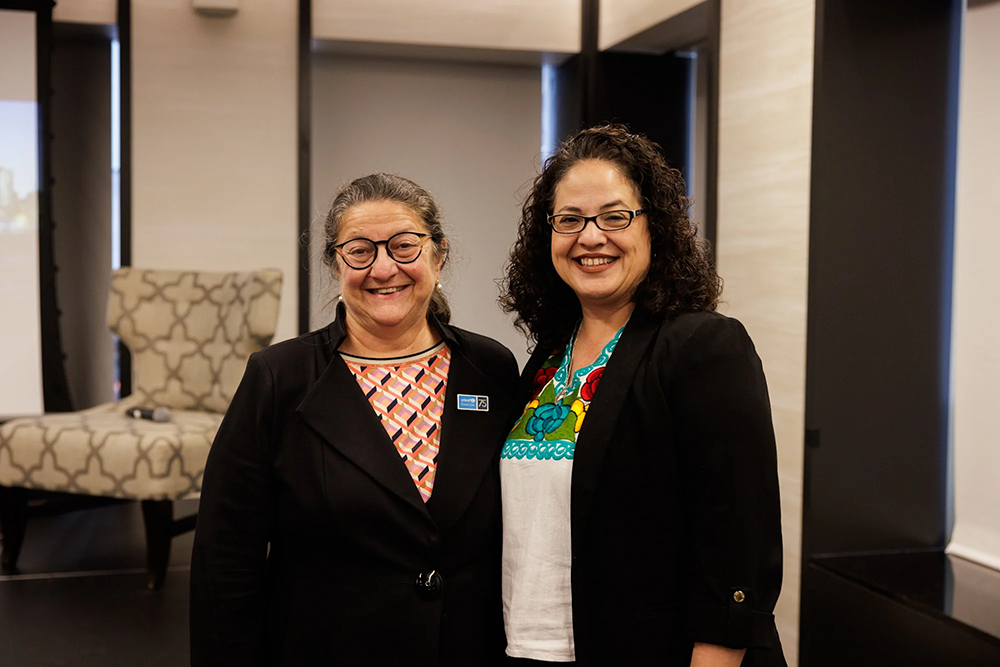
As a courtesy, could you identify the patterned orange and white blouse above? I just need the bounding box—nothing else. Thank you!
[341,341,451,502]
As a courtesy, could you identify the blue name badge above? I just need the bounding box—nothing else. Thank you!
[457,394,489,412]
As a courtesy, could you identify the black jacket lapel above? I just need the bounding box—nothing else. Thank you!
[295,313,429,518]
[426,326,514,536]
[570,315,660,555]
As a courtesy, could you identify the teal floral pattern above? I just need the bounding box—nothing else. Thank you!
[502,323,624,460]
[526,403,571,441]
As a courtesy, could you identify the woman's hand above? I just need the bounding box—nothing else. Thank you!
[689,642,746,667]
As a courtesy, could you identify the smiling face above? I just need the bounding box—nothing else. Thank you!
[335,200,443,343]
[550,159,652,315]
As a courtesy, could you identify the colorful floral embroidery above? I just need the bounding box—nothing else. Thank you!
[502,324,624,460]
[580,367,604,401]
[502,439,575,461]
[532,365,557,398]
[527,403,571,441]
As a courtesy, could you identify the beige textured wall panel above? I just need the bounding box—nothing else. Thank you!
[132,0,298,343]
[599,0,703,50]
[313,0,580,54]
[715,1,814,663]
[53,0,117,25]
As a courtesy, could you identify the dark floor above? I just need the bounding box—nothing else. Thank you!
[0,499,197,667]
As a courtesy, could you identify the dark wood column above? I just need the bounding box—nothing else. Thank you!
[549,0,719,246]
[798,1,1000,663]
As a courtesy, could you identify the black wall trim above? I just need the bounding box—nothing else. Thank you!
[580,0,599,124]
[554,0,719,254]
[297,0,311,334]
[2,0,73,413]
[116,0,132,397]
[590,52,691,177]
[802,0,960,558]
[702,0,720,256]
[801,0,963,656]
[35,0,72,412]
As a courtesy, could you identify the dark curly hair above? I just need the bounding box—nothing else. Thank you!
[500,124,721,352]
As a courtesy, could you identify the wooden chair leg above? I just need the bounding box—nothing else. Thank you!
[0,486,29,574]
[140,499,173,591]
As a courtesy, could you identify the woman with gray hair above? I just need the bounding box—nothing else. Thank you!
[191,173,519,666]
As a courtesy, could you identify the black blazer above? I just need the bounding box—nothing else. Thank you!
[516,310,786,667]
[190,313,519,667]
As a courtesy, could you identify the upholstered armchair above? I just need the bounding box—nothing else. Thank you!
[0,267,282,589]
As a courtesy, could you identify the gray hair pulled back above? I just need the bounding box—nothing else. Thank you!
[323,173,451,324]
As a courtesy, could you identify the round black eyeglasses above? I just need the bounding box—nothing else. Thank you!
[333,231,431,270]
[547,208,646,234]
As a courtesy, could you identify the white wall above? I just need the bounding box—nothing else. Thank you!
[313,0,580,55]
[132,0,298,343]
[310,55,541,365]
[947,0,1000,573]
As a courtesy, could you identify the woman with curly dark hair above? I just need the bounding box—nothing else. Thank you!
[499,125,786,667]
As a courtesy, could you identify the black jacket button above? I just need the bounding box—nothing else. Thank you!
[415,570,443,600]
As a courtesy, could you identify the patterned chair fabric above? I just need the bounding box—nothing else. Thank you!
[110,267,282,414]
[0,268,282,501]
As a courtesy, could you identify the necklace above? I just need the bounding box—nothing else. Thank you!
[553,323,582,404]
[551,320,629,404]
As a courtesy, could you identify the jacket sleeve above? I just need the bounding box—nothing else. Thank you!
[190,352,275,667]
[666,315,784,650]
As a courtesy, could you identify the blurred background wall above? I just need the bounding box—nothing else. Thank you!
[309,55,541,362]
[131,0,299,344]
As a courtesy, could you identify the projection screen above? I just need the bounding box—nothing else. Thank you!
[0,8,44,420]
